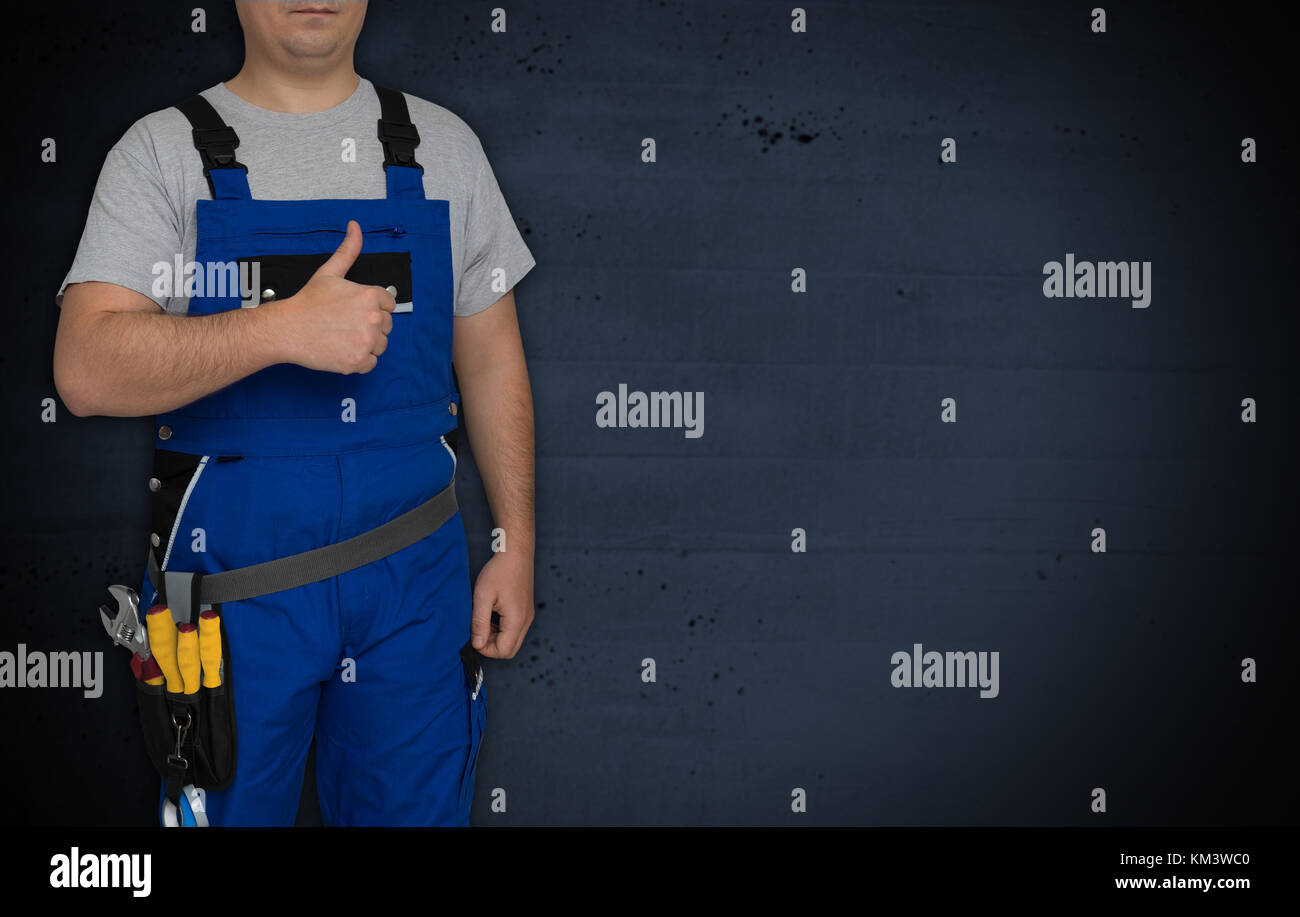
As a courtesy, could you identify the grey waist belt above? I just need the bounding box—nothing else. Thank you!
[147,481,458,624]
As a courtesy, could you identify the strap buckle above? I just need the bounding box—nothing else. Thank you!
[191,125,243,171]
[377,117,422,171]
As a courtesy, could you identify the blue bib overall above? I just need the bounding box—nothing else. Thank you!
[136,84,486,826]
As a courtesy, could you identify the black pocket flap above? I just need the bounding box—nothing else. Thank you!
[459,640,483,690]
[240,251,412,306]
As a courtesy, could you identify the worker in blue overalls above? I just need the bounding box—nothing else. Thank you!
[53,1,537,826]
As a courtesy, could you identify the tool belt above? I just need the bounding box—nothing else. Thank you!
[137,481,460,807]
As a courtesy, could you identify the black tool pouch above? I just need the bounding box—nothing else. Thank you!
[137,569,238,805]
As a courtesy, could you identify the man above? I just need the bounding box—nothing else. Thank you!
[51,0,536,826]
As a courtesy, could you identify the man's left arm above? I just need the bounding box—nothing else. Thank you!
[453,289,535,658]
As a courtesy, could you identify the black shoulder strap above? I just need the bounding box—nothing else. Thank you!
[374,83,422,172]
[175,95,246,197]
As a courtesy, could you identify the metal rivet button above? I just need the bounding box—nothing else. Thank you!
[448,402,458,416]
[261,288,276,303]
[385,285,398,299]
[150,532,161,547]
[158,425,172,440]
[148,477,161,492]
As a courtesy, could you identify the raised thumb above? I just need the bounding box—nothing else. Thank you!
[314,220,363,278]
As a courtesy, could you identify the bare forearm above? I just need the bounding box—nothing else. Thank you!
[459,359,536,553]
[57,306,285,417]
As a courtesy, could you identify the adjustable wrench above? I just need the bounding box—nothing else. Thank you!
[99,584,150,660]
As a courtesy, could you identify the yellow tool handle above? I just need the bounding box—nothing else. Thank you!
[176,624,200,696]
[198,610,223,689]
[146,605,184,694]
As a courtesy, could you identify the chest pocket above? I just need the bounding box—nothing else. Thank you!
[240,251,414,311]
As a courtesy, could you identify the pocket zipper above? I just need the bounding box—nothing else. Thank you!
[251,224,406,236]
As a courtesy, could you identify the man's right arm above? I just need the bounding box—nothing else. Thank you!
[53,221,394,418]
[53,281,286,418]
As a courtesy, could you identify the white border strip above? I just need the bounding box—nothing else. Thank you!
[162,455,210,571]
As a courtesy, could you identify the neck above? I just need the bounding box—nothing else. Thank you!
[223,59,360,114]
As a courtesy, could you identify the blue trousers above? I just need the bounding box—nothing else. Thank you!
[143,437,486,825]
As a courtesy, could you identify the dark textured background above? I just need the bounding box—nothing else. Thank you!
[2,0,1296,826]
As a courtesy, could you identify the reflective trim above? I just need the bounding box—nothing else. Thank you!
[440,433,457,473]
[162,455,210,571]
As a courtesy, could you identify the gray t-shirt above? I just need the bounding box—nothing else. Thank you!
[57,77,535,317]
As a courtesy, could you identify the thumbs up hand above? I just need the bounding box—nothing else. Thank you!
[266,220,398,375]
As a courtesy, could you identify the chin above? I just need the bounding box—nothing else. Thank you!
[278,33,344,58]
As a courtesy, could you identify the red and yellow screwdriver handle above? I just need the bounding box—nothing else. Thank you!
[176,623,200,696]
[146,605,185,693]
[198,610,223,688]
[144,604,224,693]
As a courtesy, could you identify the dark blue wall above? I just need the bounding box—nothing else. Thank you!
[3,0,1295,825]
